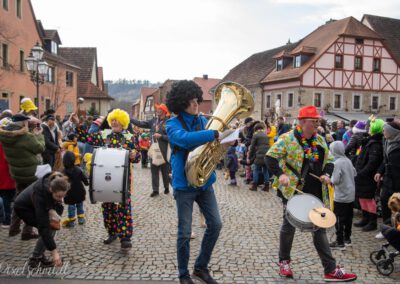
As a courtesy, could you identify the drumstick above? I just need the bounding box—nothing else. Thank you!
[309,172,322,181]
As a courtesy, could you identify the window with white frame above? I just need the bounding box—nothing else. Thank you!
[389,96,397,111]
[51,41,58,54]
[276,59,283,71]
[313,93,322,108]
[293,55,301,68]
[334,94,342,109]
[371,95,379,110]
[353,94,362,110]
[287,93,294,108]
[276,94,282,107]
[265,94,271,109]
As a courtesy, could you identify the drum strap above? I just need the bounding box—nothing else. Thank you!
[286,158,310,190]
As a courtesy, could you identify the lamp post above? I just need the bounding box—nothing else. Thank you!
[25,42,49,116]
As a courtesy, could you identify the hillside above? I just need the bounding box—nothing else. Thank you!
[105,79,160,112]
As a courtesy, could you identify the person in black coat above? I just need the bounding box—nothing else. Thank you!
[354,119,384,231]
[41,115,60,168]
[13,172,70,268]
[62,151,89,227]
[375,120,400,224]
[131,104,171,197]
[248,122,270,192]
[226,142,239,186]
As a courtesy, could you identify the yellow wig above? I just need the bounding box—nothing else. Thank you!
[107,109,130,129]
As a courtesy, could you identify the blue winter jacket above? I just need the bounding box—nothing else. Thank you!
[166,112,217,191]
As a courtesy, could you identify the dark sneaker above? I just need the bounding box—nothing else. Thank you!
[150,192,159,197]
[103,234,117,244]
[179,275,195,284]
[164,188,170,194]
[329,241,346,250]
[120,240,132,249]
[192,269,218,284]
[324,266,357,282]
[344,239,352,246]
[279,260,293,278]
[78,214,86,225]
[21,232,39,241]
[28,256,54,269]
[38,254,53,266]
[65,220,76,228]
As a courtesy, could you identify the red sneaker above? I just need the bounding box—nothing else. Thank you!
[279,260,293,278]
[324,266,357,282]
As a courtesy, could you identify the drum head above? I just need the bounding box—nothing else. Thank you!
[286,193,324,224]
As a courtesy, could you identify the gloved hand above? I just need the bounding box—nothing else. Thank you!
[218,129,235,141]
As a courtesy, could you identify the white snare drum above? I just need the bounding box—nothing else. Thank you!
[285,193,324,232]
[89,147,130,204]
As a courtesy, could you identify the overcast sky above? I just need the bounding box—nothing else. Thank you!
[31,0,400,83]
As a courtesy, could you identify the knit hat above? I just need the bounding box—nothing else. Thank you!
[369,118,385,135]
[244,117,253,124]
[67,133,77,141]
[20,98,37,112]
[93,117,103,126]
[352,121,366,134]
[11,113,30,122]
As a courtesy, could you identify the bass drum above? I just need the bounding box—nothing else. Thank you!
[89,147,130,204]
[285,193,324,232]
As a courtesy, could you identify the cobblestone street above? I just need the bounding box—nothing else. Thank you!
[0,165,399,283]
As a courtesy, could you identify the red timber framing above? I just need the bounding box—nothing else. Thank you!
[305,37,400,92]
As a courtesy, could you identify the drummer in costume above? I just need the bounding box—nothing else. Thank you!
[266,106,357,282]
[71,109,140,249]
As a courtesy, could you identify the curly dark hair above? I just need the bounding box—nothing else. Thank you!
[166,80,203,114]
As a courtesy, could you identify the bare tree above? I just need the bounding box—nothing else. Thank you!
[0,19,20,88]
[43,66,72,113]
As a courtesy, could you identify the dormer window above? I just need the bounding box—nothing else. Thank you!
[51,41,58,54]
[276,59,283,71]
[355,38,364,45]
[293,55,301,68]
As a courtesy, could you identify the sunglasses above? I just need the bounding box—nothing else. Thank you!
[303,119,319,123]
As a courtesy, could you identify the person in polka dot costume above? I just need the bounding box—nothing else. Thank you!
[71,109,140,249]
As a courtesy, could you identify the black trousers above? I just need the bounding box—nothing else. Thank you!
[380,188,393,224]
[150,163,170,193]
[279,206,336,274]
[334,201,354,243]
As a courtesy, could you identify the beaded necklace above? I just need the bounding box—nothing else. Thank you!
[296,125,319,162]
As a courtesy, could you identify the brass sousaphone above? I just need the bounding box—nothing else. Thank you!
[185,82,254,187]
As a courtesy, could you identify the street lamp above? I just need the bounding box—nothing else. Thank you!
[25,42,49,116]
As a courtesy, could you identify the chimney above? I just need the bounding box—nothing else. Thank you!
[203,74,208,80]
[325,18,336,24]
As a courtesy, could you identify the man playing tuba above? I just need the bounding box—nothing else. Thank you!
[166,80,232,284]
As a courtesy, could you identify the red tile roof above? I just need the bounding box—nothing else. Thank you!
[140,87,158,100]
[59,47,98,82]
[78,81,113,100]
[193,77,221,100]
[222,42,298,86]
[362,14,400,65]
[262,17,382,84]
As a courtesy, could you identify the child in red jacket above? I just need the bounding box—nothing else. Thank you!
[139,133,151,168]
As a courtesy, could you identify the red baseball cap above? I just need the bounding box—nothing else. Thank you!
[298,106,321,119]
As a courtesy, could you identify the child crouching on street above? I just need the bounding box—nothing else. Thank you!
[329,141,357,250]
[62,151,89,228]
[381,193,400,251]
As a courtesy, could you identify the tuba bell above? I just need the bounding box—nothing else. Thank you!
[185,82,254,187]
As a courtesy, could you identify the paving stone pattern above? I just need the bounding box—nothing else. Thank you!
[0,166,399,283]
